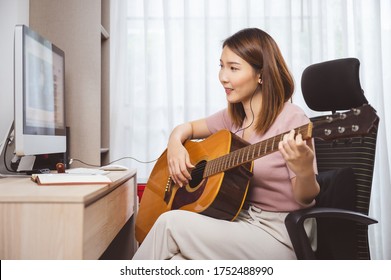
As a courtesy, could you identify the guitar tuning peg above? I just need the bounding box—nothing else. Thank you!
[352,108,361,116]
[339,113,347,119]
[338,126,346,133]
[352,125,359,132]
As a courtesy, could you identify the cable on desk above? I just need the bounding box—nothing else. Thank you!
[70,155,160,167]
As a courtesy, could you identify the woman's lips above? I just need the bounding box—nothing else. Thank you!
[225,88,233,94]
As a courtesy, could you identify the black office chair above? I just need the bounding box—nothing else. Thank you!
[285,58,380,259]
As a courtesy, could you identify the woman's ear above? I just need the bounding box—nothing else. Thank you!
[258,69,263,84]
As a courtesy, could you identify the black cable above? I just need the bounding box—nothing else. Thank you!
[70,159,100,167]
[233,85,258,135]
[106,156,160,164]
[3,137,18,173]
[71,155,160,167]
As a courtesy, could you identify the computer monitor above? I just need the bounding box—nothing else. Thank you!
[13,25,66,163]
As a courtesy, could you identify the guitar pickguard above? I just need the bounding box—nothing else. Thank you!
[171,178,208,210]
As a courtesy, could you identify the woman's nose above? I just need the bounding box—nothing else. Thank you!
[219,70,228,83]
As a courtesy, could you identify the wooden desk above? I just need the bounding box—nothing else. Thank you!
[0,169,138,259]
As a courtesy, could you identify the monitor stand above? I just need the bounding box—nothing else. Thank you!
[17,155,36,172]
[0,122,29,178]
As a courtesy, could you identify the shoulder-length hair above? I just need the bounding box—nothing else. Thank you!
[222,28,294,135]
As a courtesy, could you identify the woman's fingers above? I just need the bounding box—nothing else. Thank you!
[168,153,193,187]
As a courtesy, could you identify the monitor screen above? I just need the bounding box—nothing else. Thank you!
[14,25,66,156]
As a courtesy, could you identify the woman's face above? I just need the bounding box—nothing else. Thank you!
[219,46,260,105]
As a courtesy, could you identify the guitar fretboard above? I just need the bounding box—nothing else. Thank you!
[203,123,312,177]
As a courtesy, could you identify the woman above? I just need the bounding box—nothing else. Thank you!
[133,28,319,259]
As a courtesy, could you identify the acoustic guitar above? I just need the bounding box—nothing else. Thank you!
[135,104,378,243]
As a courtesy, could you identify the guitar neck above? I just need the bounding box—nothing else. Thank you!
[203,123,313,177]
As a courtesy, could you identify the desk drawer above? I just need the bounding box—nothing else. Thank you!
[83,177,135,259]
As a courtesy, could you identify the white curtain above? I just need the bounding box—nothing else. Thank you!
[110,0,391,259]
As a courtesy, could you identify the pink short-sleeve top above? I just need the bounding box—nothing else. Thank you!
[205,102,317,212]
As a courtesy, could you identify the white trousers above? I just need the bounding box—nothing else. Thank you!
[133,205,316,260]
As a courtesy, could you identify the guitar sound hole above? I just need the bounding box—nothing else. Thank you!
[189,160,206,188]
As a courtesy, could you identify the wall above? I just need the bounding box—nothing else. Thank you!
[29,0,103,166]
[0,0,29,147]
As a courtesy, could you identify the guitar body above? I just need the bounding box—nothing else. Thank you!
[135,130,253,243]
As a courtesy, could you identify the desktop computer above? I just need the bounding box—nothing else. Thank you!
[0,25,68,177]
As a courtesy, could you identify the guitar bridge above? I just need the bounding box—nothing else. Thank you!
[164,176,174,204]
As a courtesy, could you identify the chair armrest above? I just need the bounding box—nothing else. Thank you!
[285,207,378,259]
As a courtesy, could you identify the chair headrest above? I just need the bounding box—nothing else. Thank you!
[301,58,368,112]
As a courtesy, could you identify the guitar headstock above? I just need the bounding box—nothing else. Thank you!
[312,104,379,141]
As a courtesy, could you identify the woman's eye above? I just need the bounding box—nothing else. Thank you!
[231,67,239,71]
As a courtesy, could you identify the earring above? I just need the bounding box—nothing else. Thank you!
[258,78,263,84]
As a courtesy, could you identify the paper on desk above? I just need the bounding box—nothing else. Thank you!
[31,173,112,185]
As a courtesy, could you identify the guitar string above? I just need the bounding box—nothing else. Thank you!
[188,123,312,179]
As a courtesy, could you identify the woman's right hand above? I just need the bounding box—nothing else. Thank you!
[166,119,210,187]
[167,140,194,187]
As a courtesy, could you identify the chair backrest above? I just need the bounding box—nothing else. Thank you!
[301,58,379,259]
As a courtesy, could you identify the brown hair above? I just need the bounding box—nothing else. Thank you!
[222,28,294,134]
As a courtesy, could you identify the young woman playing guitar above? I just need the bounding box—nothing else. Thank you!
[133,28,319,259]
